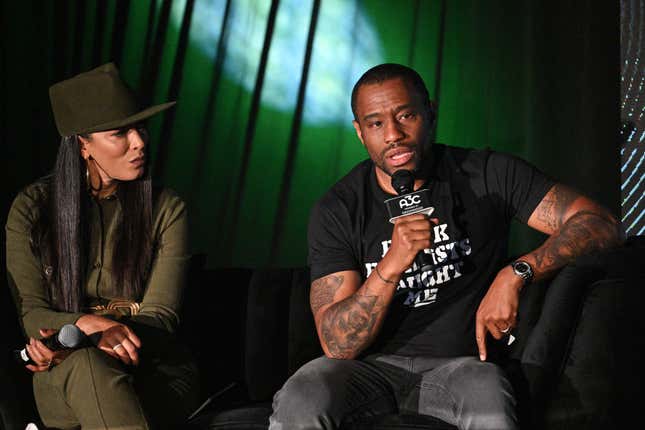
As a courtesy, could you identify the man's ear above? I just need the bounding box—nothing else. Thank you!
[426,99,438,127]
[352,120,365,146]
[78,135,91,160]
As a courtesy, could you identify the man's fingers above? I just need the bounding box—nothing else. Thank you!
[475,319,487,361]
[393,213,428,224]
[487,322,503,340]
[401,231,432,247]
[496,321,513,336]
[403,219,433,232]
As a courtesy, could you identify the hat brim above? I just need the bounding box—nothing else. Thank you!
[73,101,176,135]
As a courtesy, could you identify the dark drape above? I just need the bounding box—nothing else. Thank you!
[1,0,620,269]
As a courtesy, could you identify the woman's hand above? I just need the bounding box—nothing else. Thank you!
[76,314,142,365]
[24,328,72,372]
[96,323,142,365]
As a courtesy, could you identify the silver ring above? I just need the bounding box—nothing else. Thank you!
[112,343,124,351]
[500,325,511,334]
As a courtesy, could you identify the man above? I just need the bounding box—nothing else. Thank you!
[269,64,620,430]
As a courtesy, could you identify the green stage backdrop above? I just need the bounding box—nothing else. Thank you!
[1,0,619,268]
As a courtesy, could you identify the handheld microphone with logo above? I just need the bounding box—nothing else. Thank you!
[14,324,87,365]
[384,169,434,272]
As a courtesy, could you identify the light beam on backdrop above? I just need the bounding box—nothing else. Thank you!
[171,0,384,125]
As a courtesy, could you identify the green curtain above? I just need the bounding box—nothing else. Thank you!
[1,0,619,269]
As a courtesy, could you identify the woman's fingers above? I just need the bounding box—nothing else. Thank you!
[24,339,52,372]
[111,341,132,365]
[110,336,140,365]
[96,324,142,366]
[39,328,57,338]
[123,326,142,349]
[98,343,121,361]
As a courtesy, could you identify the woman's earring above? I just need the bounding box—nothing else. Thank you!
[86,158,101,193]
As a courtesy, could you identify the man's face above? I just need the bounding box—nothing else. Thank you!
[352,77,431,179]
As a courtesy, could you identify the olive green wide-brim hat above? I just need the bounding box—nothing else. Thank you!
[49,62,175,137]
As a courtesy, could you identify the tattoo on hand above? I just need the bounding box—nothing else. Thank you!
[321,295,379,359]
[310,275,344,316]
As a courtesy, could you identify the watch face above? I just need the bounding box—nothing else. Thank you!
[512,261,533,283]
[515,262,530,274]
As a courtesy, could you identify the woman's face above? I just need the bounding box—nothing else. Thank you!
[79,126,147,186]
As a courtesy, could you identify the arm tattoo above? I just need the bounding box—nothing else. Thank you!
[533,210,620,275]
[536,184,580,231]
[320,294,379,359]
[310,275,344,316]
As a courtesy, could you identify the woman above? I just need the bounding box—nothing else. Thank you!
[5,63,200,429]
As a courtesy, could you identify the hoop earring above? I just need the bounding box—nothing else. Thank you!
[86,159,102,193]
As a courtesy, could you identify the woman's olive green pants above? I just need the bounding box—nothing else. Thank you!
[32,340,200,430]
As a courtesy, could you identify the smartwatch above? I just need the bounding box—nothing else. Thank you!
[511,260,534,286]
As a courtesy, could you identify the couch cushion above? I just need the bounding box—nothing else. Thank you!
[544,274,645,429]
[243,268,323,402]
[287,268,323,376]
[526,238,645,429]
[189,402,457,430]
[244,269,293,401]
[181,266,253,399]
[349,414,457,430]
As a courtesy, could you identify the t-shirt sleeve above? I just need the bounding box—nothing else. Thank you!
[484,151,556,224]
[307,197,359,282]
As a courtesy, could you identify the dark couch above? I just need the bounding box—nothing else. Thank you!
[2,236,644,430]
[184,236,645,430]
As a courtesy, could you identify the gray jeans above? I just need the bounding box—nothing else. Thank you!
[269,354,518,430]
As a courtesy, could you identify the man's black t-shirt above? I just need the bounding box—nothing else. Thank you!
[307,143,555,357]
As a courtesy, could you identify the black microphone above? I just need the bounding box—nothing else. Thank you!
[14,324,87,365]
[388,169,434,272]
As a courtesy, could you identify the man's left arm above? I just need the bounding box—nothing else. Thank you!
[476,183,622,360]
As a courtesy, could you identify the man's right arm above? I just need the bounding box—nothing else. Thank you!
[310,269,395,359]
[310,213,434,359]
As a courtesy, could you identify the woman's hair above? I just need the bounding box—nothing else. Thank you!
[33,131,153,312]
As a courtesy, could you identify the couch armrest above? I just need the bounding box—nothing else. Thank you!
[512,238,645,429]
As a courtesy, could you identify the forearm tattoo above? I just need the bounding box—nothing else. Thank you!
[533,210,620,275]
[310,275,344,316]
[536,184,580,231]
[320,294,379,359]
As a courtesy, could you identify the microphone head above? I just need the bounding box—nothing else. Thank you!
[57,324,85,348]
[391,169,415,195]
